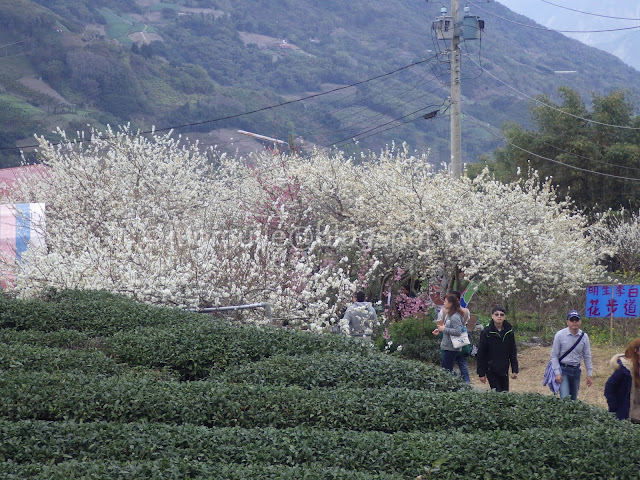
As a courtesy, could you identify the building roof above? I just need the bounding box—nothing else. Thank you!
[0,165,50,199]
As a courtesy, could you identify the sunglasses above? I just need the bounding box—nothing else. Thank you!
[568,317,580,322]
[493,312,505,317]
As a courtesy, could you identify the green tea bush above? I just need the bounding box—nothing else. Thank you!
[1,290,640,479]
[0,289,189,335]
[107,320,373,379]
[219,352,465,391]
[0,329,90,349]
[0,343,125,375]
[1,420,639,479]
[374,316,442,364]
[0,460,401,480]
[0,372,615,434]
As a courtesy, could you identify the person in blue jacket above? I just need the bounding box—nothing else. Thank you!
[604,337,640,420]
[476,305,519,392]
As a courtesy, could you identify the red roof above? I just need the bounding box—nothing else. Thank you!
[0,165,50,199]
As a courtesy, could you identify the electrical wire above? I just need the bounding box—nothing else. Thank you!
[538,1,640,21]
[328,102,446,149]
[277,74,412,146]
[467,1,640,33]
[329,114,434,150]
[254,58,447,149]
[463,53,640,130]
[463,110,640,182]
[0,56,438,152]
[317,71,447,145]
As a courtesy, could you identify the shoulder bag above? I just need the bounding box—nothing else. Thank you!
[450,325,470,349]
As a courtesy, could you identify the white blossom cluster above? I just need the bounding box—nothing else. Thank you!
[5,130,606,329]
[592,209,640,274]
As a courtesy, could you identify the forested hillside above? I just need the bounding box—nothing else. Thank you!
[1,0,639,167]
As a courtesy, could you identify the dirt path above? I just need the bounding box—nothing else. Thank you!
[469,343,620,410]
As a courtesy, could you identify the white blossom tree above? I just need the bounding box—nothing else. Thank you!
[593,209,640,274]
[4,129,607,330]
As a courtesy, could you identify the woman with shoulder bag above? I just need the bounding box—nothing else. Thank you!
[432,293,464,374]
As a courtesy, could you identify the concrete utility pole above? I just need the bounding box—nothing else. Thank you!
[450,0,462,179]
[432,1,483,178]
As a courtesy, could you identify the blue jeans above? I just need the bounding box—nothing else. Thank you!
[441,350,458,372]
[456,354,470,383]
[560,365,581,400]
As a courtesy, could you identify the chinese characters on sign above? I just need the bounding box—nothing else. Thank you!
[585,284,640,318]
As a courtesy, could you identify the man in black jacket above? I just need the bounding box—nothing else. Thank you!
[477,305,519,392]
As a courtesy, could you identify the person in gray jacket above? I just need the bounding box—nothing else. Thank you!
[342,291,378,338]
[432,293,463,373]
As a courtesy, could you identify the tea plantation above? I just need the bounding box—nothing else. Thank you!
[1,290,639,479]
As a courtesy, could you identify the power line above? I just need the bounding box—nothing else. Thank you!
[0,56,438,153]
[513,130,640,172]
[317,73,447,146]
[538,1,640,21]
[463,53,640,131]
[467,1,640,33]
[329,107,442,150]
[328,103,445,149]
[463,110,640,182]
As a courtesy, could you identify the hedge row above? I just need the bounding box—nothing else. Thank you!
[218,352,466,391]
[0,289,190,335]
[0,337,460,391]
[0,329,90,349]
[1,420,639,479]
[0,343,125,375]
[0,460,400,480]
[106,321,374,379]
[0,371,616,433]
[0,339,464,391]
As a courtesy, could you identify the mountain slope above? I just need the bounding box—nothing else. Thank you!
[1,0,639,167]
[496,0,640,71]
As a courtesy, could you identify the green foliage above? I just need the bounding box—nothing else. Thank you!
[472,87,640,213]
[1,289,640,478]
[0,329,90,348]
[374,315,442,364]
[107,319,374,380]
[0,343,124,374]
[1,420,639,479]
[0,289,189,335]
[0,458,399,480]
[0,372,618,433]
[99,8,141,41]
[0,95,43,126]
[219,352,464,391]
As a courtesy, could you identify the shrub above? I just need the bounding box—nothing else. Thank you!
[374,315,442,364]
[0,329,89,349]
[0,289,191,335]
[1,290,640,479]
[219,352,465,391]
[1,419,639,479]
[107,320,373,380]
[0,343,125,375]
[0,372,615,434]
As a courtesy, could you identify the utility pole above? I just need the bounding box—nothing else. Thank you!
[450,0,462,179]
[432,2,483,179]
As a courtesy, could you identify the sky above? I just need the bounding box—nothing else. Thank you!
[493,0,640,71]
